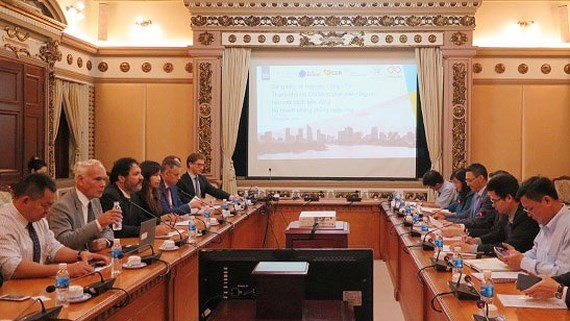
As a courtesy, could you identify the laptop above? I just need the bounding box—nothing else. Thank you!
[122,218,157,253]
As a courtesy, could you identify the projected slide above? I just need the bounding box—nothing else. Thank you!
[248,54,418,178]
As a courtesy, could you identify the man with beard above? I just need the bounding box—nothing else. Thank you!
[101,157,169,238]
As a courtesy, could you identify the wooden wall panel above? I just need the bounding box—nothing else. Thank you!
[523,85,570,178]
[23,65,45,167]
[471,84,523,178]
[145,83,194,163]
[95,83,146,169]
[0,60,22,183]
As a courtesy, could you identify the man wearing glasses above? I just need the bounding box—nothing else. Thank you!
[177,153,234,203]
[450,173,539,255]
[499,176,570,276]
[442,163,497,237]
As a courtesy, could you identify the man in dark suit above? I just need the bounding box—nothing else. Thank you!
[159,156,199,214]
[100,157,169,238]
[451,173,539,255]
[48,159,121,251]
[177,153,233,203]
[442,163,497,237]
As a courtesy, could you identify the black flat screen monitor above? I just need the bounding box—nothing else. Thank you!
[199,248,373,321]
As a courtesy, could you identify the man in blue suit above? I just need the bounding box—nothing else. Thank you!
[159,156,200,215]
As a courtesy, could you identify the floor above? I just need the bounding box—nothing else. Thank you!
[374,260,405,321]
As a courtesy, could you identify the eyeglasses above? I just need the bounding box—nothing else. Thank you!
[490,197,503,205]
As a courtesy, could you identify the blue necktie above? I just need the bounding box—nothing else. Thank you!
[27,223,41,263]
[471,193,481,218]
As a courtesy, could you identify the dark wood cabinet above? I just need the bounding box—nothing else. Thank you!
[0,57,45,186]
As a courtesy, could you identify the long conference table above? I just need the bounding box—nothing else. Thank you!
[1,199,569,321]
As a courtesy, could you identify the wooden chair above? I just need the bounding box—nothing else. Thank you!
[0,185,14,206]
[553,176,570,205]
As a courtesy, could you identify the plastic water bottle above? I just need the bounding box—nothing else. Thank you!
[203,207,211,230]
[221,200,230,219]
[452,246,464,282]
[411,208,419,223]
[480,270,494,304]
[188,216,197,243]
[111,239,122,277]
[253,187,259,200]
[434,234,444,252]
[55,263,70,307]
[112,201,122,231]
[420,217,429,234]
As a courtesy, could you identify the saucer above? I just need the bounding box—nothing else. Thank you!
[122,262,147,269]
[159,245,179,251]
[69,293,92,303]
[210,221,219,226]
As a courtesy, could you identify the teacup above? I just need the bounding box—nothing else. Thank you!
[128,255,141,266]
[210,218,218,224]
[162,240,175,248]
[69,285,84,299]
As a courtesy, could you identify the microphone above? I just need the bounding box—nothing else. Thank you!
[447,271,480,300]
[420,222,455,251]
[121,243,162,265]
[128,200,187,247]
[14,297,62,321]
[46,270,117,298]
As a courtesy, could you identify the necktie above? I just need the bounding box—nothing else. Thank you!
[194,177,201,198]
[87,201,95,223]
[471,193,481,218]
[167,187,173,207]
[27,223,41,263]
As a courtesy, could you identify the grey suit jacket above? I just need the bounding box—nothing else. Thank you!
[47,188,114,251]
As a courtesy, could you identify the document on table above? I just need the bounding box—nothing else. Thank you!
[464,258,514,272]
[471,271,519,283]
[497,294,567,309]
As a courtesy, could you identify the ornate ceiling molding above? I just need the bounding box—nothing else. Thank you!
[222,31,443,47]
[191,14,475,30]
[187,0,479,31]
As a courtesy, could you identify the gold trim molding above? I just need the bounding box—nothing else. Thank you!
[186,1,481,10]
[222,31,443,47]
[191,14,476,30]
[198,62,213,174]
[451,62,467,171]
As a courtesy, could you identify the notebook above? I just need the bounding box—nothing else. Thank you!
[464,258,514,272]
[471,271,520,283]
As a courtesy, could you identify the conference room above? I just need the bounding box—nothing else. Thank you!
[0,0,569,320]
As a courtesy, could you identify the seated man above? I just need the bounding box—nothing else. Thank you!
[500,176,570,276]
[441,163,497,237]
[177,153,237,203]
[48,159,122,252]
[159,156,200,214]
[421,170,457,208]
[451,173,539,255]
[101,157,170,238]
[0,174,109,280]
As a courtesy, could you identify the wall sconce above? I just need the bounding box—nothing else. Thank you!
[517,20,535,28]
[135,16,152,27]
[66,1,85,20]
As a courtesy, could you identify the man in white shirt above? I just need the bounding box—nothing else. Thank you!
[421,170,457,208]
[48,159,122,251]
[0,174,109,280]
[500,176,570,276]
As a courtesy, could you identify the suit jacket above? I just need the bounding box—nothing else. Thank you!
[177,172,230,203]
[448,187,497,237]
[100,183,154,238]
[159,182,191,215]
[47,189,114,251]
[446,190,475,220]
[477,204,540,256]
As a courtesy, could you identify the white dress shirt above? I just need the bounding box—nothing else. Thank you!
[521,205,570,276]
[0,202,64,280]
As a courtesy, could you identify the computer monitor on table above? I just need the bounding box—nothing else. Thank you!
[198,248,373,321]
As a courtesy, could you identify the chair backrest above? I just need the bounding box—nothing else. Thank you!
[553,176,570,205]
[0,185,13,207]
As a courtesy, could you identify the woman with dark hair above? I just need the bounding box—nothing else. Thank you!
[432,168,474,220]
[27,156,47,174]
[136,161,176,228]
